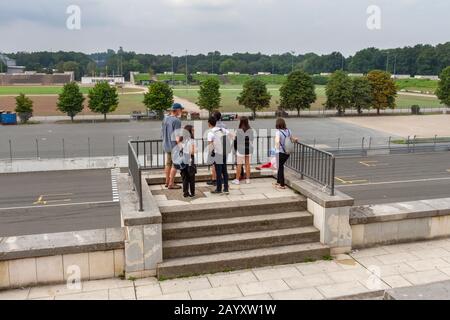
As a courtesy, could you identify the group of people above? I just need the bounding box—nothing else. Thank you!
[161,103,297,198]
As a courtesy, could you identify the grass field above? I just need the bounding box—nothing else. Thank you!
[395,78,438,93]
[0,84,443,116]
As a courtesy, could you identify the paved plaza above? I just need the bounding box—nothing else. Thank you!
[3,233,450,300]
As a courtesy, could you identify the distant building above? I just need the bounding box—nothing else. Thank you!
[227,72,241,75]
[196,72,209,75]
[164,72,174,75]
[414,75,439,81]
[320,73,332,76]
[391,74,412,79]
[81,76,125,85]
[348,73,364,77]
[257,72,271,75]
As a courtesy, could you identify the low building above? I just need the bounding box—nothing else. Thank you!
[196,72,209,75]
[414,75,439,81]
[257,72,271,75]
[81,76,125,85]
[392,74,412,79]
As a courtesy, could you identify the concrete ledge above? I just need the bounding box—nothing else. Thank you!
[0,228,125,261]
[118,173,162,226]
[284,169,354,208]
[351,198,450,249]
[384,280,450,300]
[350,198,450,225]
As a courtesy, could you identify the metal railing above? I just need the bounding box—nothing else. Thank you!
[286,142,336,195]
[128,137,337,210]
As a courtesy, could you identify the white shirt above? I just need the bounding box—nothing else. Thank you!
[275,129,291,154]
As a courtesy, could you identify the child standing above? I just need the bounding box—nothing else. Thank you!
[174,125,197,198]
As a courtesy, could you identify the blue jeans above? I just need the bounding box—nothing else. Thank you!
[214,163,229,192]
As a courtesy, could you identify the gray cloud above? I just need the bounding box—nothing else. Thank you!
[0,0,448,55]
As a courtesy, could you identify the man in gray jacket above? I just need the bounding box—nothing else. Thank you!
[162,103,184,189]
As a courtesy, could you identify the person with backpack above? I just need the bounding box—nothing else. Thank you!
[274,118,297,189]
[207,116,231,194]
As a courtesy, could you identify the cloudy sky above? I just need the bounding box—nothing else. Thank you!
[0,0,449,56]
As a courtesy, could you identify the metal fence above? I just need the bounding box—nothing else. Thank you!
[286,142,336,195]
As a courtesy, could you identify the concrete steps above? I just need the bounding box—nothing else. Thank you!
[156,193,329,279]
[160,196,306,223]
[162,211,313,240]
[158,243,330,279]
[163,226,320,259]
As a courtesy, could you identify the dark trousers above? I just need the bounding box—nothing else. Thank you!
[277,152,290,187]
[181,168,195,196]
[214,163,229,192]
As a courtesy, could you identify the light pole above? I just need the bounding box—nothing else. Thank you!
[171,52,174,87]
[291,51,295,73]
[185,49,188,89]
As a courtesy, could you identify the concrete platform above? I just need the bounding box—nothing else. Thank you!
[384,280,450,300]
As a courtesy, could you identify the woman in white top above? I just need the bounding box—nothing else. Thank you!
[274,118,297,189]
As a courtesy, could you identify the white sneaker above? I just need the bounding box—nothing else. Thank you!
[246,179,251,184]
[232,179,240,185]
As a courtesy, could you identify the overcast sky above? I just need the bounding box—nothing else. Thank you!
[0,0,449,56]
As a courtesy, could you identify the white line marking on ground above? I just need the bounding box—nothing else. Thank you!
[336,176,450,188]
[111,168,120,202]
[0,201,117,212]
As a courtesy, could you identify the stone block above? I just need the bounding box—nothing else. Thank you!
[9,258,37,288]
[143,224,163,271]
[88,251,114,280]
[124,226,144,273]
[63,253,89,281]
[0,261,10,289]
[36,256,64,284]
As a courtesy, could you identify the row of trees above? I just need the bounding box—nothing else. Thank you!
[5,42,450,80]
[14,82,119,123]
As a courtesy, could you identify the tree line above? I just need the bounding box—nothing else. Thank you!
[3,42,449,80]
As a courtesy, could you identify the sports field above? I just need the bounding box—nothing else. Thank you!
[0,84,443,116]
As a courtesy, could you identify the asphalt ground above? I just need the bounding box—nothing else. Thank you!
[0,169,121,236]
[335,152,450,205]
[0,118,393,160]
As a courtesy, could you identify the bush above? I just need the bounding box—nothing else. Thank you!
[411,105,421,115]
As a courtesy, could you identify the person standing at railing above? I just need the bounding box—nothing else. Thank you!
[162,103,184,189]
[207,116,231,194]
[274,118,297,190]
[232,116,254,185]
[206,111,228,187]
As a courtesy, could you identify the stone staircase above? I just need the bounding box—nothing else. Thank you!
[156,195,330,279]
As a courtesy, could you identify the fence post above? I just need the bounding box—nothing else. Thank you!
[9,139,12,162]
[300,144,305,180]
[88,137,91,158]
[361,137,365,151]
[35,139,39,159]
[330,156,336,196]
[112,136,115,157]
[62,138,65,159]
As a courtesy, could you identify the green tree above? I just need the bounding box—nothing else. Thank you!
[197,78,221,115]
[237,79,271,119]
[15,93,34,123]
[325,70,352,115]
[367,70,397,115]
[88,82,119,120]
[280,70,316,116]
[143,82,174,119]
[350,77,373,114]
[436,66,450,107]
[57,82,85,122]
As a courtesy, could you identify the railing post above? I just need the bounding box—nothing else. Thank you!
[88,137,91,159]
[300,144,305,180]
[361,137,365,151]
[330,156,336,196]
[138,168,143,212]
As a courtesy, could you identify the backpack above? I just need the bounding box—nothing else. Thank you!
[280,129,294,154]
